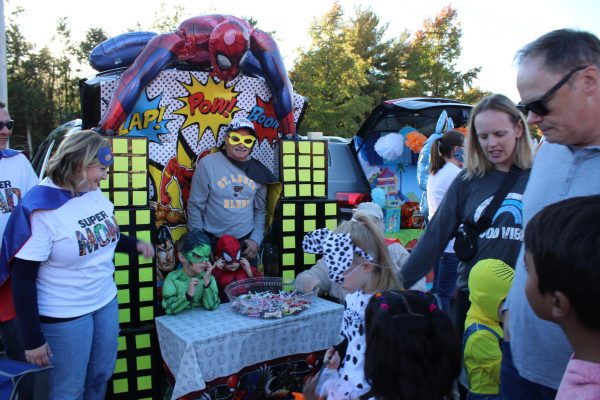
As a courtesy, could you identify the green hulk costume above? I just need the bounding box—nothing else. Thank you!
[162,236,220,314]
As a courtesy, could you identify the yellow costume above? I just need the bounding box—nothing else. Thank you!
[463,259,514,397]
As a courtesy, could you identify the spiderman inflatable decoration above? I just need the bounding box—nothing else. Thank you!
[96,14,296,137]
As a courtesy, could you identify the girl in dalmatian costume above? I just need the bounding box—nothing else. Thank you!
[302,213,401,400]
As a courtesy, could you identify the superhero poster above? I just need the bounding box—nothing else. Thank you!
[98,69,307,291]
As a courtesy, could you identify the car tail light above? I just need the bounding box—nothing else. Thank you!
[335,192,370,208]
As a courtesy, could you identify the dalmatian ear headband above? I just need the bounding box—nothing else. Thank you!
[302,228,375,284]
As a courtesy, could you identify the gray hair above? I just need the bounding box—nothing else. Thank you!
[515,29,600,73]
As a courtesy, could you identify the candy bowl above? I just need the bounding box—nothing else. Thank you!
[224,277,318,318]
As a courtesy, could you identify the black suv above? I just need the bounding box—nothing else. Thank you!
[357,97,472,138]
[326,97,472,210]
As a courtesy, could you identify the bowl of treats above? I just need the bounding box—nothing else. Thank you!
[225,277,318,318]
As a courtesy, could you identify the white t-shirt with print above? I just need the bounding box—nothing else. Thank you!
[0,153,39,242]
[16,178,119,318]
[427,162,461,253]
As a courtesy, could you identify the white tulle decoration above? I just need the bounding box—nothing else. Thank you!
[374,133,405,162]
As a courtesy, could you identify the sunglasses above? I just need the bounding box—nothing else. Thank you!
[228,131,256,148]
[0,120,14,130]
[517,65,588,116]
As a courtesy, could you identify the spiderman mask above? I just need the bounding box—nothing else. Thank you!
[216,235,242,271]
[208,20,250,81]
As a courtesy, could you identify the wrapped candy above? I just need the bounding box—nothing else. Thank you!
[231,290,312,318]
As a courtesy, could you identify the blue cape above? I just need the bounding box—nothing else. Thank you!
[0,149,21,158]
[0,185,75,286]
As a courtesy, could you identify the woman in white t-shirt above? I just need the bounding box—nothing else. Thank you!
[426,130,465,312]
[8,131,154,400]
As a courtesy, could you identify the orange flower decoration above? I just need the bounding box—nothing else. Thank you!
[455,127,468,136]
[405,131,427,153]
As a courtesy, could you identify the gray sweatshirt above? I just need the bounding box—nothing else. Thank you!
[187,152,267,245]
[401,168,530,291]
[506,142,600,389]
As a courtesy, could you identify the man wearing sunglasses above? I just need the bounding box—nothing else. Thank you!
[188,117,277,265]
[501,30,600,400]
[0,102,39,373]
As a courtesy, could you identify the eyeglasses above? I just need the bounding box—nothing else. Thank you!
[517,65,588,116]
[0,120,14,130]
[228,131,256,148]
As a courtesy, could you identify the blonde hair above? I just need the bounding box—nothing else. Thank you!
[46,130,110,195]
[336,212,402,291]
[465,94,534,179]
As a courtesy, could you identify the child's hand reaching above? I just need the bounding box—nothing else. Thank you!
[240,257,254,277]
[303,347,339,400]
[306,347,341,399]
[324,347,340,370]
[203,262,215,287]
[214,258,225,270]
[187,277,200,297]
[298,276,321,295]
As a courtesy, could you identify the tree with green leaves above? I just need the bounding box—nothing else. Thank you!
[290,3,373,136]
[6,9,108,154]
[343,6,409,104]
[403,5,481,99]
[77,27,109,64]
[151,1,188,33]
[461,87,492,105]
[291,3,485,136]
[6,7,54,155]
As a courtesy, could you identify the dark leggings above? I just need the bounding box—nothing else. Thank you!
[454,289,471,343]
[455,289,471,399]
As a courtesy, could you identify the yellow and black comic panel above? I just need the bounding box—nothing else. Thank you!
[278,199,338,282]
[101,137,149,207]
[101,137,156,328]
[107,326,161,399]
[280,140,328,199]
[114,208,156,328]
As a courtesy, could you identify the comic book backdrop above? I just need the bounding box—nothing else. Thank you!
[82,68,307,245]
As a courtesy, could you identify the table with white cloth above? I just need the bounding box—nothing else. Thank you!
[156,297,344,399]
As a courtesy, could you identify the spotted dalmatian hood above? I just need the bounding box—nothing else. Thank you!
[302,228,374,284]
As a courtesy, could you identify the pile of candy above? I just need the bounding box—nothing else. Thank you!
[231,290,312,318]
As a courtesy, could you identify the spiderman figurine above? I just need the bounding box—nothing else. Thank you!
[212,235,262,302]
[97,14,296,137]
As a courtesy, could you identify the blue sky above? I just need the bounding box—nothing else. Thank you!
[7,0,600,102]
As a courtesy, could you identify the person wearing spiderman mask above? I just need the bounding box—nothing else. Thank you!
[212,235,262,302]
[188,117,277,265]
